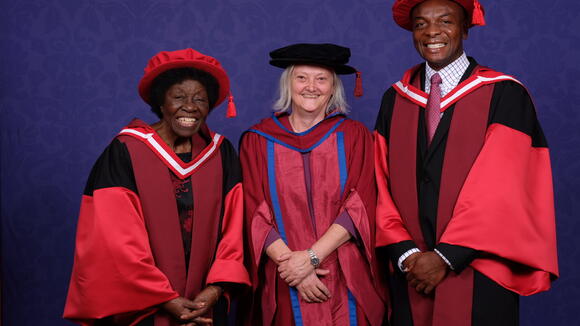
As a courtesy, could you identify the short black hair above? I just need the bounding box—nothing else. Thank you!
[149,67,220,119]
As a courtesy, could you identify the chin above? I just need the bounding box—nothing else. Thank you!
[296,105,326,114]
[172,126,200,139]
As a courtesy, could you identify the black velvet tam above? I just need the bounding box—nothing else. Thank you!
[269,43,357,74]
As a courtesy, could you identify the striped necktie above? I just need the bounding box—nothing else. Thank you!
[426,72,442,144]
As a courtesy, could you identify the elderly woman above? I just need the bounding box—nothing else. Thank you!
[240,43,386,326]
[64,49,250,326]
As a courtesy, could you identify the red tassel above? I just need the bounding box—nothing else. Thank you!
[354,71,363,97]
[471,0,486,26]
[226,94,237,118]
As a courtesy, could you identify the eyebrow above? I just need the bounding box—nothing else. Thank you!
[294,71,331,76]
[413,11,453,20]
[438,13,453,19]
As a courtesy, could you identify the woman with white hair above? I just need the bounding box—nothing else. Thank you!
[239,43,387,326]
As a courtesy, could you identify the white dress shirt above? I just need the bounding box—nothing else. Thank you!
[425,52,470,96]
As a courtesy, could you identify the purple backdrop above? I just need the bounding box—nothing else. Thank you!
[1,0,578,325]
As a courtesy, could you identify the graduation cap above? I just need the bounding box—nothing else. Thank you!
[269,43,364,97]
[138,48,237,118]
[392,0,486,31]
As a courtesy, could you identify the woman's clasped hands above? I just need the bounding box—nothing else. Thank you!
[276,250,331,303]
[162,285,223,325]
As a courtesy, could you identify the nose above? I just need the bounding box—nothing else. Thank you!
[306,79,316,91]
[425,23,441,37]
[181,98,198,112]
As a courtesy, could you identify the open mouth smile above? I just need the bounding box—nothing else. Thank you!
[426,43,446,49]
[176,117,198,127]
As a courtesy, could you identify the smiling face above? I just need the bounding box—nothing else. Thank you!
[290,65,334,116]
[411,0,468,70]
[160,79,210,140]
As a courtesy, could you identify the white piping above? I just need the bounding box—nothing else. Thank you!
[395,75,521,110]
[119,129,222,177]
[441,75,521,109]
[394,81,428,105]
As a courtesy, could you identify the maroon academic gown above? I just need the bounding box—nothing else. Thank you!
[240,113,386,326]
[64,119,250,326]
[374,61,558,326]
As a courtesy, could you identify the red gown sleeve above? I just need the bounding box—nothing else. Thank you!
[64,140,178,325]
[338,122,379,263]
[63,188,178,325]
[336,121,389,323]
[374,130,415,247]
[440,123,559,295]
[239,132,277,280]
[206,181,251,286]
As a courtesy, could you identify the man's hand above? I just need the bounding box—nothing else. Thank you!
[402,252,421,272]
[295,270,331,303]
[406,251,448,295]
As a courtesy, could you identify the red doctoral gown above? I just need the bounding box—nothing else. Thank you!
[64,119,250,326]
[374,60,558,326]
[240,113,386,326]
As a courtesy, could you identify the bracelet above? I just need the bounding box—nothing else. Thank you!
[434,248,454,270]
[398,248,421,272]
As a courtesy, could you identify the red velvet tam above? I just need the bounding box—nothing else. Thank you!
[138,48,230,107]
[392,0,486,31]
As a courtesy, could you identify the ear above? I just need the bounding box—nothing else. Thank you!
[461,10,469,40]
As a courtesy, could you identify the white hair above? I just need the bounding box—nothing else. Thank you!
[273,65,350,114]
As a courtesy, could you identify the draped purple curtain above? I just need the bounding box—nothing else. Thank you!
[1,1,577,325]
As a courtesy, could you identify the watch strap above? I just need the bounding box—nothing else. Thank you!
[307,248,320,268]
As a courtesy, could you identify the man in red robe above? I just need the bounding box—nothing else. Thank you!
[374,1,559,325]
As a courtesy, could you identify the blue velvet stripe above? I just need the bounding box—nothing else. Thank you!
[266,140,304,326]
[248,118,345,153]
[336,131,348,195]
[348,290,358,326]
[289,287,302,325]
[338,132,357,325]
[266,141,287,241]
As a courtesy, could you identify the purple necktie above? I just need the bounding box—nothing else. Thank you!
[426,73,442,144]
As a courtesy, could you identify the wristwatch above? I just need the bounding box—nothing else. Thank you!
[307,248,320,268]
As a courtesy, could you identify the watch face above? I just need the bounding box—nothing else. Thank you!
[311,257,320,267]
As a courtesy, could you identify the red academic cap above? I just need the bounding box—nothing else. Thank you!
[138,48,237,117]
[392,0,486,31]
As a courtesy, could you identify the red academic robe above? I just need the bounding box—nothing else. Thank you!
[64,119,250,326]
[240,113,386,326]
[374,59,558,326]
